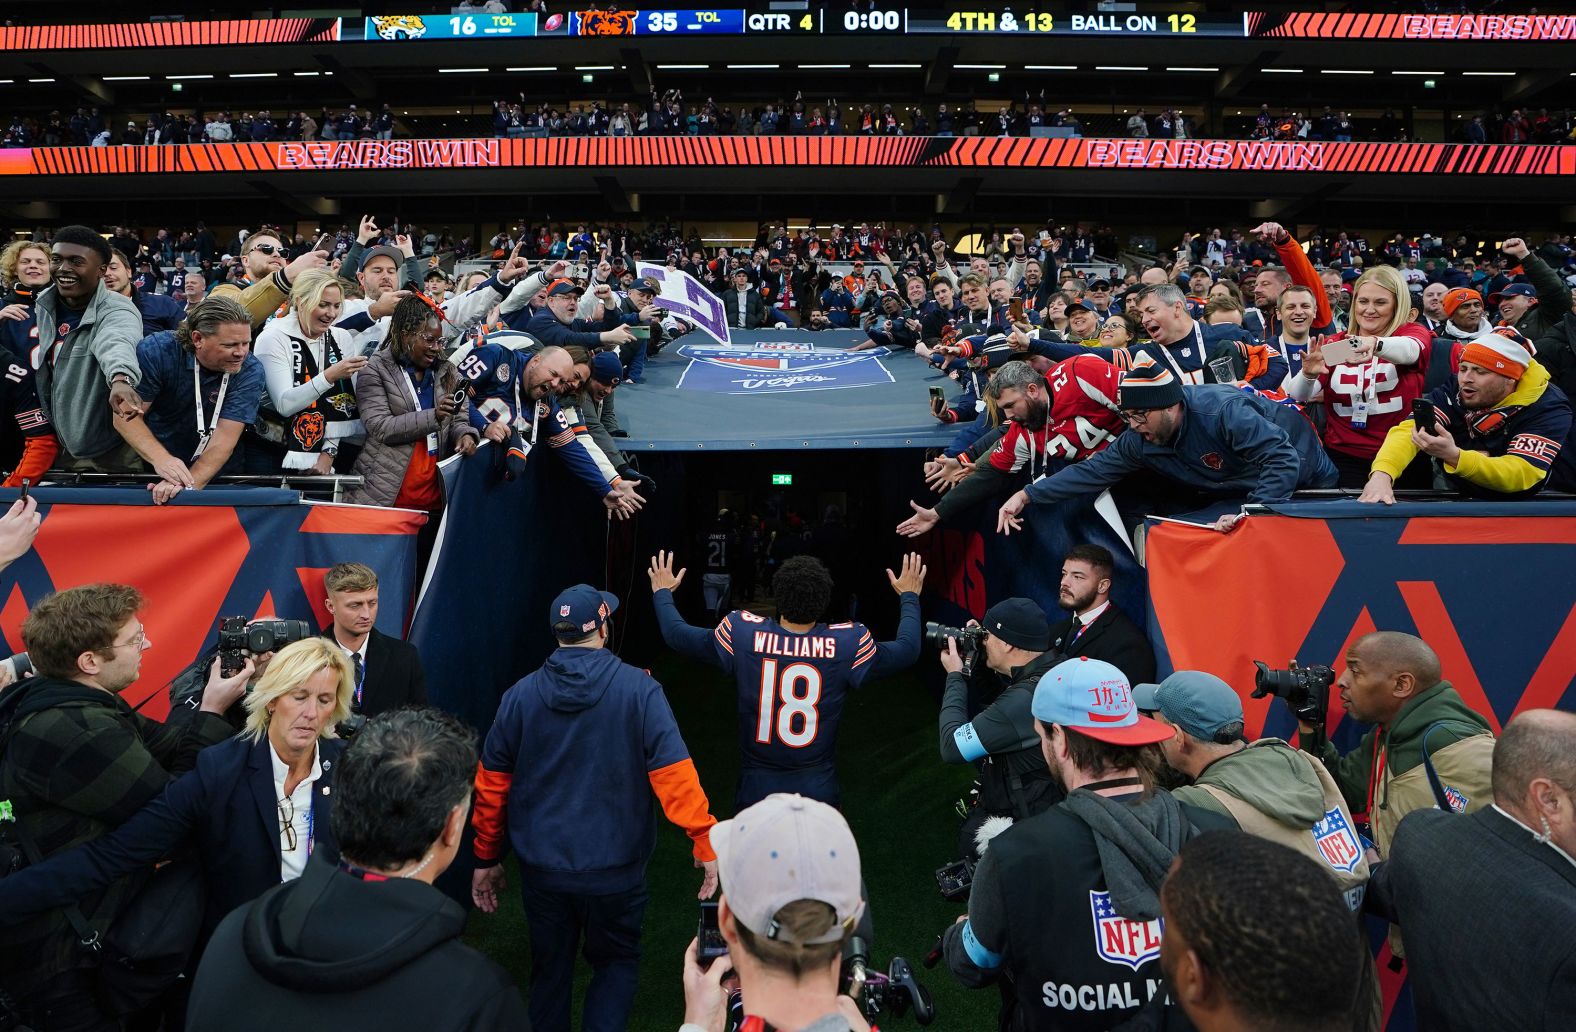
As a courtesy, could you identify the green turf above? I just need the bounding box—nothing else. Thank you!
[463,652,1002,1030]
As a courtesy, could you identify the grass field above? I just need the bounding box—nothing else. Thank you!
[463,651,1002,1031]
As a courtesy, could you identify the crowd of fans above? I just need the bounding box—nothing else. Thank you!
[7,97,1576,147]
[0,201,1572,1032]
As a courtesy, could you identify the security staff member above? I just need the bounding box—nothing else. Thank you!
[942,658,1233,1032]
[937,598,1061,857]
[1139,670,1370,910]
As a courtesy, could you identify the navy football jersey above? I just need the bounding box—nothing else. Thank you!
[710,610,877,776]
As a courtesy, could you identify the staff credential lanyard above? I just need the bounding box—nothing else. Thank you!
[1156,324,1204,386]
[192,366,230,459]
[402,368,439,454]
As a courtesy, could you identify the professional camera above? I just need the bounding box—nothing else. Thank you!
[1252,660,1335,726]
[924,621,985,657]
[845,936,934,1026]
[218,617,315,677]
[934,857,976,902]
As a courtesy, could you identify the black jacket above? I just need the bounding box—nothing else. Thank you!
[187,855,529,1032]
[322,627,428,719]
[940,651,1065,823]
[720,288,770,329]
[0,735,344,952]
[1369,806,1576,1032]
[1047,603,1157,687]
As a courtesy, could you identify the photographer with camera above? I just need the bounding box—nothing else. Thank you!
[0,640,353,975]
[935,598,1064,858]
[0,584,246,1028]
[941,658,1233,1032]
[1293,632,1494,862]
[679,793,872,1032]
[1138,670,1369,910]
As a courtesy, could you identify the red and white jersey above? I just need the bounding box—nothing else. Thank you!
[987,355,1124,479]
[1311,324,1432,459]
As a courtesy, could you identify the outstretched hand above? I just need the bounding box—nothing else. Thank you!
[887,552,928,595]
[997,490,1029,535]
[895,500,938,539]
[648,549,687,593]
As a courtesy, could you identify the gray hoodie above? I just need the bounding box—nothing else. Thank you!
[32,282,142,458]
[1174,739,1328,829]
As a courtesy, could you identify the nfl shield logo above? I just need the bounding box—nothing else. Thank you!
[559,605,571,617]
[1089,891,1162,971]
[1443,786,1468,813]
[1311,808,1362,873]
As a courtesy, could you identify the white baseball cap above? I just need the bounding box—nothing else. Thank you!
[711,793,864,945]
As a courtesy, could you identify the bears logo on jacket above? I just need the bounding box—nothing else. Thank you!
[1200,452,1223,470]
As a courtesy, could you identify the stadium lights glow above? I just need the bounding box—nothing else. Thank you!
[869,63,921,69]
[657,64,709,70]
[799,64,851,69]
[27,78,55,83]
[165,74,212,80]
[574,65,615,71]
[1166,67,1219,72]
[293,71,323,77]
[438,68,489,74]
[1263,68,1303,74]
[1392,71,1446,76]
[1462,71,1514,77]
[1095,66,1149,71]
[956,64,1006,70]
[727,64,780,69]
[506,66,557,72]
[1025,65,1077,71]
[231,72,279,78]
[1325,70,1374,75]
[103,75,151,81]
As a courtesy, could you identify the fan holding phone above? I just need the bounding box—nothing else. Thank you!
[1283,266,1435,489]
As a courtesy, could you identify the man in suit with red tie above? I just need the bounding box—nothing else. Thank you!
[1045,544,1155,686]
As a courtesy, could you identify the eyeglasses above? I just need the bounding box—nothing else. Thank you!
[100,629,149,652]
[417,332,445,346]
[247,243,281,256]
[1120,409,1157,425]
[278,797,298,852]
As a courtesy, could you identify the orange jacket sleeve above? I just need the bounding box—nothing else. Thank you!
[5,433,58,488]
[648,758,716,862]
[1275,236,1335,330]
[471,763,513,865]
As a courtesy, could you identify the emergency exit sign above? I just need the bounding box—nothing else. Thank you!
[771,473,793,486]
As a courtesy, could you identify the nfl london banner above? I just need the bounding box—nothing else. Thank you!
[674,341,896,395]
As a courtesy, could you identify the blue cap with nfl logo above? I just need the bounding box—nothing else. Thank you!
[550,584,619,636]
[1032,657,1172,746]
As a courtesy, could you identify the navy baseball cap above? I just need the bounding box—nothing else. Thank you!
[550,584,619,635]
[1133,671,1243,742]
[1488,282,1536,307]
[628,276,660,295]
[980,597,1049,651]
[1087,278,1112,290]
[1032,657,1172,746]
[546,279,581,297]
[1065,299,1098,316]
[590,351,624,386]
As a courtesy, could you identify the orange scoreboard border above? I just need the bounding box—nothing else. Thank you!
[0,18,341,50]
[6,137,1574,177]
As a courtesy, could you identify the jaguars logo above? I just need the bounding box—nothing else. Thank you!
[576,9,636,35]
[371,15,426,40]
